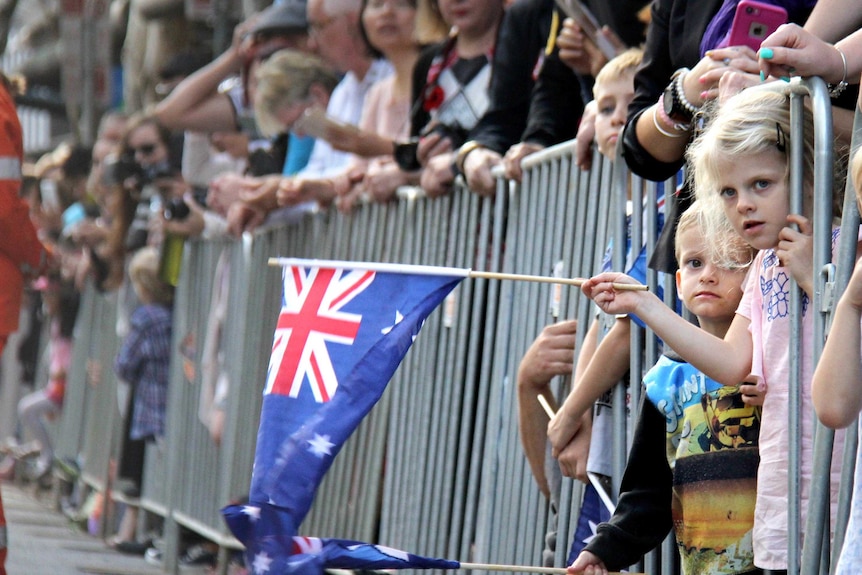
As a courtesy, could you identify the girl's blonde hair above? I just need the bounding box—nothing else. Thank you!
[686,89,816,267]
[675,199,755,270]
[253,49,341,138]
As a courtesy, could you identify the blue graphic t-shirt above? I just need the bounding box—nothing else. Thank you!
[643,354,760,574]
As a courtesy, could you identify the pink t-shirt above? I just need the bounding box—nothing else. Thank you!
[736,231,844,569]
[350,76,411,176]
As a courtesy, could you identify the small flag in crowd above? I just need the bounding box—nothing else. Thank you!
[567,481,614,564]
[223,259,467,573]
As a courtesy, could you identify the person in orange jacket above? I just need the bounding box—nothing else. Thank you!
[0,72,48,575]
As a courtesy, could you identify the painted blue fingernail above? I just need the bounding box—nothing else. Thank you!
[780,76,790,82]
[760,71,765,82]
[759,47,774,59]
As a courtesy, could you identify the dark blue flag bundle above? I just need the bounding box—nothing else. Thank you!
[567,480,614,564]
[223,258,467,574]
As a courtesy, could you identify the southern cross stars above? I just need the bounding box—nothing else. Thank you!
[253,551,273,573]
[308,433,335,457]
[242,505,261,521]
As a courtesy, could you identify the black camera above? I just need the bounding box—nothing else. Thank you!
[163,197,190,221]
[142,160,177,185]
[103,153,143,187]
[394,123,470,172]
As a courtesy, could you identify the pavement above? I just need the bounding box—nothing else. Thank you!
[2,482,165,575]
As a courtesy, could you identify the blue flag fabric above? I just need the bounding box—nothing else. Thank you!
[223,260,466,572]
[567,482,613,564]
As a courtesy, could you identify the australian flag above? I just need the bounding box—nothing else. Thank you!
[567,482,614,564]
[223,259,466,574]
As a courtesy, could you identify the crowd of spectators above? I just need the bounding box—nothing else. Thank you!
[2,0,862,573]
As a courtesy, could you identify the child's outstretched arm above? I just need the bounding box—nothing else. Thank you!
[582,272,753,386]
[813,257,862,429]
[548,318,631,462]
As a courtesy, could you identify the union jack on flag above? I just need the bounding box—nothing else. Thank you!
[230,259,466,573]
[265,267,376,401]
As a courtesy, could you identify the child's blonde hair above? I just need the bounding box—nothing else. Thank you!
[129,247,174,306]
[592,48,643,99]
[686,89,817,267]
[675,200,755,270]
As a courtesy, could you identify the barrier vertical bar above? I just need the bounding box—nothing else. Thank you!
[799,76,836,575]
[786,90,804,575]
[829,107,862,573]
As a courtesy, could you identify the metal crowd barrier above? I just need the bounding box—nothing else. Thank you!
[33,77,859,575]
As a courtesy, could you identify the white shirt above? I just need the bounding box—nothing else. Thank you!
[260,59,394,228]
[298,59,393,179]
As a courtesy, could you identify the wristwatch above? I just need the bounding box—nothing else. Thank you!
[662,69,696,126]
[393,139,422,172]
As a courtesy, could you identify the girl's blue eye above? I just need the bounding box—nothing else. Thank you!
[598,106,614,116]
[719,187,736,198]
[754,179,770,190]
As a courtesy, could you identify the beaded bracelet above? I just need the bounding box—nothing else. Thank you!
[674,68,701,117]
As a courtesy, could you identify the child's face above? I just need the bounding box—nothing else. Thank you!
[716,147,788,251]
[675,226,747,323]
[593,73,634,159]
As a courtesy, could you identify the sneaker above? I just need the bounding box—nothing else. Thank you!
[179,543,218,573]
[114,540,150,556]
[29,458,51,479]
[144,546,163,566]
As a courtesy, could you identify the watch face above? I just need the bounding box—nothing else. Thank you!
[394,140,421,171]
[663,84,676,117]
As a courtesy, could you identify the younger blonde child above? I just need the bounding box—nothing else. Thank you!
[571,201,761,575]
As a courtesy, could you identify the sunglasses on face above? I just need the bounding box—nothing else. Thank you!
[130,143,157,156]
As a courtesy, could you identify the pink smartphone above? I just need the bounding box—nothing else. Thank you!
[727,0,787,52]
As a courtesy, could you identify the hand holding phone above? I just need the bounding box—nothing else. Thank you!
[553,0,623,61]
[727,0,787,53]
[293,107,359,141]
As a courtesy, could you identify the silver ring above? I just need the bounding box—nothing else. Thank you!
[723,57,732,66]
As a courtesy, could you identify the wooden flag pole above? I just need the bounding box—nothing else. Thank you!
[467,270,648,291]
[537,394,556,420]
[458,562,644,575]
[266,258,648,292]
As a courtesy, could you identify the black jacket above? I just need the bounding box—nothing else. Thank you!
[583,395,673,571]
